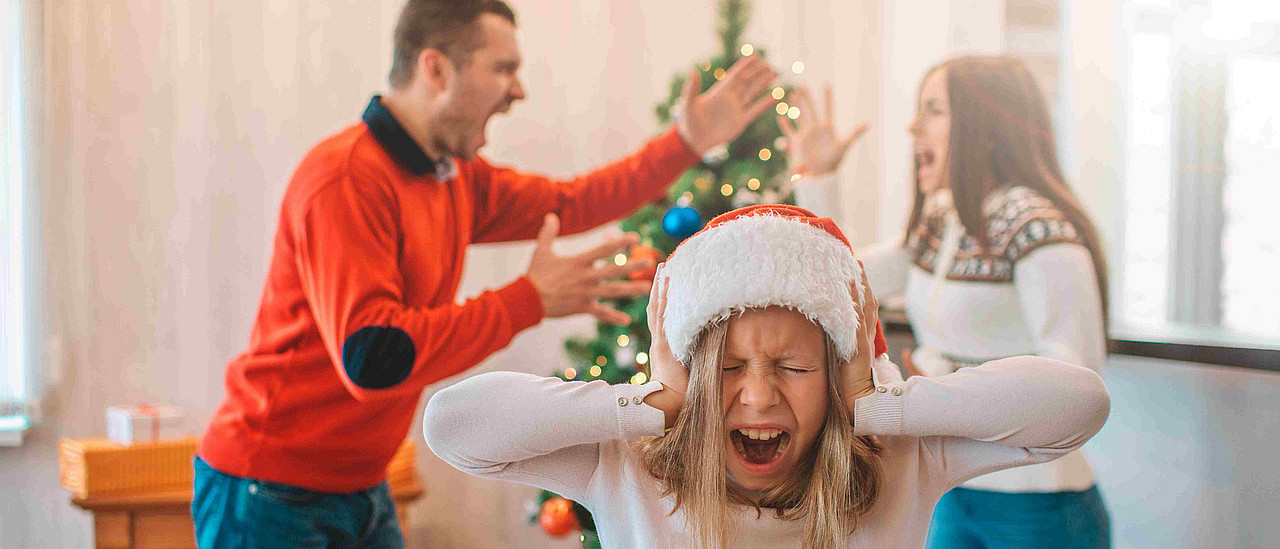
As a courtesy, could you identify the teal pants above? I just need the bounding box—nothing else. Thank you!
[926,486,1111,549]
[191,457,404,549]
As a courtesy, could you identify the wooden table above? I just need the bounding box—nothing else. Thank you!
[71,480,424,549]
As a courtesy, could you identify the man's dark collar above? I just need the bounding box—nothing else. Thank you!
[362,95,444,178]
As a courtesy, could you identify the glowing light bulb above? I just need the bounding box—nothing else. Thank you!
[613,253,627,266]
[791,61,805,74]
[740,44,754,56]
[759,149,772,161]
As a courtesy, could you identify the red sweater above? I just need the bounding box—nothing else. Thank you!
[199,97,699,492]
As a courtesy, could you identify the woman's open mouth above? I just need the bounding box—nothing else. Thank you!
[915,148,936,169]
[730,428,791,470]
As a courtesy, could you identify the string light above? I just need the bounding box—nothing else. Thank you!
[775,102,789,115]
[631,372,649,385]
[695,177,709,191]
[613,253,627,266]
[787,106,800,120]
[771,87,785,100]
[713,68,726,80]
[564,368,577,380]
[740,44,754,56]
[589,365,602,377]
[747,178,761,190]
[636,352,649,365]
[758,148,772,161]
[617,335,630,346]
[701,62,712,71]
[791,61,805,74]
[720,183,734,196]
[681,191,694,202]
[596,356,608,366]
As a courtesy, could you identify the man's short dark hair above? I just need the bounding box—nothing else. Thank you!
[388,0,516,88]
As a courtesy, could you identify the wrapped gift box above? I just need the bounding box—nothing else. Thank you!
[385,438,419,492]
[59,437,200,499]
[60,437,420,500]
[106,404,186,444]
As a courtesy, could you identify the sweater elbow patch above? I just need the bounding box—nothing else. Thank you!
[341,326,415,389]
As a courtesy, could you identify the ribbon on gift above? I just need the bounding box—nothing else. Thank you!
[134,404,161,443]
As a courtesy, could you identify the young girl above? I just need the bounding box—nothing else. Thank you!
[786,56,1112,548]
[423,205,1110,548]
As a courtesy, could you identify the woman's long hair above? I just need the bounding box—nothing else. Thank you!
[903,56,1109,325]
[636,319,882,549]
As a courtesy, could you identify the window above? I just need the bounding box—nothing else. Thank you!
[1,0,37,445]
[1119,0,1280,344]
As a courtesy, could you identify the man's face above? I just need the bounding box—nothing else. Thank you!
[434,13,526,159]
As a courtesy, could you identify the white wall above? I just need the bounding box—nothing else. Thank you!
[874,0,1006,241]
[1060,0,1126,265]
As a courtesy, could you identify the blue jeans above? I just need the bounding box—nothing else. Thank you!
[926,486,1111,549]
[191,457,404,549]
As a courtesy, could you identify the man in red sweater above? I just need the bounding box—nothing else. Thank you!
[192,0,777,546]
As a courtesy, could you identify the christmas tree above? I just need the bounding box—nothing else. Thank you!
[529,1,797,546]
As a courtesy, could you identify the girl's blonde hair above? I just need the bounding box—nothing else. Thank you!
[636,318,883,549]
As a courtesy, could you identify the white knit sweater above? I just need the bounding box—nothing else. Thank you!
[798,176,1108,493]
[423,355,1109,548]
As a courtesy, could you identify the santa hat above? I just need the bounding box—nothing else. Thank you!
[661,204,888,365]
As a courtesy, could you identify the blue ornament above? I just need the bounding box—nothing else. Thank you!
[662,206,703,240]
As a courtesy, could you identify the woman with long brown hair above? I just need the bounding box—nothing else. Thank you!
[424,204,1109,548]
[789,56,1112,548]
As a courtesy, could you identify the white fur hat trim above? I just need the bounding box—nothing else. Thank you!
[661,212,865,364]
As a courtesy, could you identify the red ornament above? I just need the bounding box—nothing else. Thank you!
[539,497,580,537]
[627,245,665,281]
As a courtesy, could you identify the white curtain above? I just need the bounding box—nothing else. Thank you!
[0,0,41,430]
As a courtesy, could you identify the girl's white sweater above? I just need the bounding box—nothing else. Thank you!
[423,355,1109,548]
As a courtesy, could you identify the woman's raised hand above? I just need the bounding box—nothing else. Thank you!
[777,84,870,177]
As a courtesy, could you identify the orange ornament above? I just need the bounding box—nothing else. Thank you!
[627,245,665,281]
[539,497,580,537]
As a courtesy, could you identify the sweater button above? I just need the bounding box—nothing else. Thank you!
[876,386,888,393]
[892,388,902,396]
[618,397,628,406]
[633,396,644,405]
